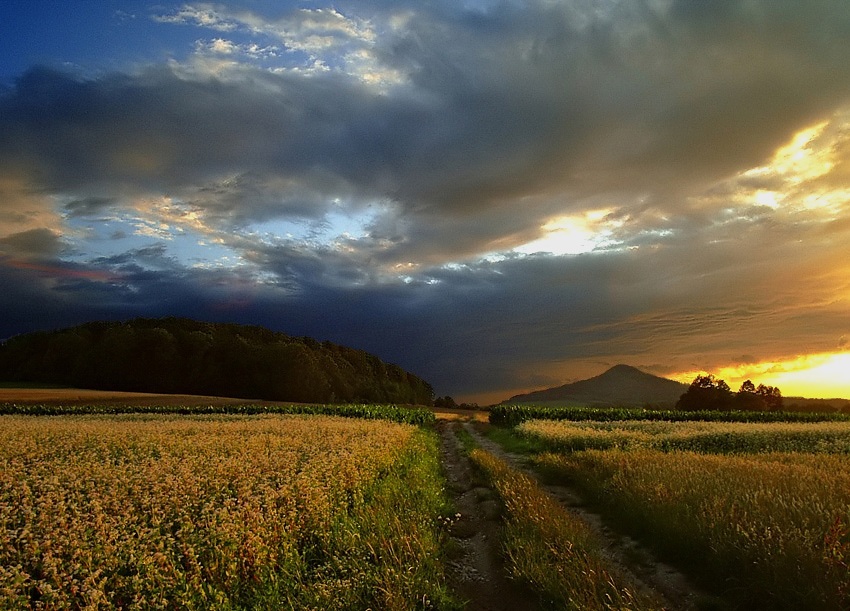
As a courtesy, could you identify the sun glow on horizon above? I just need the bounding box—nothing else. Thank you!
[671,352,850,399]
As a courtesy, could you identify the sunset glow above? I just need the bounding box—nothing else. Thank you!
[515,209,620,256]
[672,353,850,400]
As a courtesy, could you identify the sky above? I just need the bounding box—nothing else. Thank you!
[1,0,849,404]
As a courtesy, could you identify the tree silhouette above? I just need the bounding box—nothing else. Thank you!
[676,374,733,411]
[0,318,435,405]
[678,374,783,412]
[756,383,783,411]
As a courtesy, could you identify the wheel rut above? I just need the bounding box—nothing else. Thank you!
[437,420,544,611]
[458,421,715,611]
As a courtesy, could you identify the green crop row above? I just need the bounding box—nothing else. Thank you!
[490,404,850,427]
[0,402,435,425]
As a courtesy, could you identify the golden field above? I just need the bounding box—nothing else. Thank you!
[0,414,454,610]
[518,418,850,453]
[529,424,850,610]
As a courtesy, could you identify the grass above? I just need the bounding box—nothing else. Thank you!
[537,449,850,610]
[0,414,458,610]
[485,424,547,454]
[465,444,663,610]
[518,419,850,454]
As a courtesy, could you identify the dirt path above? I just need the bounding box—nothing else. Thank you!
[437,420,544,611]
[460,421,715,611]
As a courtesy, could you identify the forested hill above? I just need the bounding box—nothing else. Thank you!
[0,318,434,405]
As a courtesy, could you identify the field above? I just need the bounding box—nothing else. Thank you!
[0,388,262,407]
[517,418,850,453]
[490,404,850,427]
[5,387,850,610]
[0,414,455,610]
[467,445,663,610]
[504,416,850,610]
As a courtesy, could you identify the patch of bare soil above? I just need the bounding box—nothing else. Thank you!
[463,422,718,611]
[437,420,544,611]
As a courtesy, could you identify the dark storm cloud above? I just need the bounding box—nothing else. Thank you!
[91,243,179,271]
[0,228,64,257]
[1,0,846,236]
[223,207,849,397]
[3,0,850,399]
[1,205,849,399]
[63,196,116,217]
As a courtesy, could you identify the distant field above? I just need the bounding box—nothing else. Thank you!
[0,386,488,423]
[0,387,273,406]
[490,403,850,426]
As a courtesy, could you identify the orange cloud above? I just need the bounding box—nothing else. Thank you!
[5,259,119,282]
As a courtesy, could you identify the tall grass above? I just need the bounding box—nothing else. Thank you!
[538,449,850,610]
[468,448,663,610]
[518,419,850,453]
[0,415,457,609]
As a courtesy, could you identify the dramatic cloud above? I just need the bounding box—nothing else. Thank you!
[1,0,850,401]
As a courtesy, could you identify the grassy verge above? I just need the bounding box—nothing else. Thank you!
[466,444,663,610]
[484,424,547,454]
[538,449,850,610]
[304,428,460,610]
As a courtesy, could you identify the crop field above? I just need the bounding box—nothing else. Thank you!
[467,446,662,610]
[0,402,435,425]
[518,418,850,453]
[7,399,849,611]
[0,414,454,610]
[510,418,850,610]
[489,404,850,427]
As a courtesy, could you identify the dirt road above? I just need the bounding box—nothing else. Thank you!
[443,418,715,611]
[437,420,545,611]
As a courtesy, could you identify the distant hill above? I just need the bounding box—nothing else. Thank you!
[0,318,434,405]
[506,364,688,407]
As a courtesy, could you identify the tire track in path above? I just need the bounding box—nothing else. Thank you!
[461,421,718,611]
[437,420,544,611]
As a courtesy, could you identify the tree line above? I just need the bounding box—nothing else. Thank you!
[676,374,783,412]
[0,318,434,405]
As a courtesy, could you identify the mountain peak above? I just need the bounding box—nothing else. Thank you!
[507,364,688,406]
[600,364,645,377]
